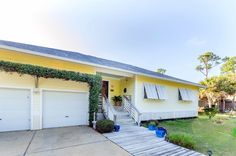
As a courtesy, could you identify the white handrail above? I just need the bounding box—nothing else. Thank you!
[102,96,117,124]
[123,95,142,126]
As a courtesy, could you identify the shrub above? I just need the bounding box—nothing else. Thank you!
[141,122,148,128]
[232,127,236,137]
[96,119,114,133]
[204,106,218,119]
[112,96,122,102]
[166,133,195,150]
[148,121,156,126]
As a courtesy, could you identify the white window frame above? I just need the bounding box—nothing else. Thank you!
[178,88,192,101]
[144,83,158,99]
[155,85,167,100]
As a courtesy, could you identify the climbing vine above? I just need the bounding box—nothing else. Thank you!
[0,60,102,124]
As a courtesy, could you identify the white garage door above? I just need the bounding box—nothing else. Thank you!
[0,88,31,132]
[43,90,89,128]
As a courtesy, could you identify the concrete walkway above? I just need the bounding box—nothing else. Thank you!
[103,125,205,156]
[0,126,130,156]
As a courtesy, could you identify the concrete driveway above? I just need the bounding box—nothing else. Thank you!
[0,126,130,156]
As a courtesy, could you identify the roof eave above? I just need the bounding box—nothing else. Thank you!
[0,45,204,88]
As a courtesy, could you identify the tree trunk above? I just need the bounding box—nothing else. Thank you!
[222,98,225,112]
[206,95,212,108]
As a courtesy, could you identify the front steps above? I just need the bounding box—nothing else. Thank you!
[116,111,136,126]
[97,94,105,120]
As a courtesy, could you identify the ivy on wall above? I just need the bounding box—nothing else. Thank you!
[0,60,102,124]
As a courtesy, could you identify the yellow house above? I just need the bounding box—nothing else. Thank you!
[0,40,203,132]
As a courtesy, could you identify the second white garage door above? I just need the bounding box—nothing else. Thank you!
[42,90,89,128]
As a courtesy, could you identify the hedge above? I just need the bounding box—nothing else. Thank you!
[0,60,102,124]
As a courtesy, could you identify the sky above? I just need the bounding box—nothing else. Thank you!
[0,0,235,83]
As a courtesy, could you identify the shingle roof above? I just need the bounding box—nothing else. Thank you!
[0,40,203,87]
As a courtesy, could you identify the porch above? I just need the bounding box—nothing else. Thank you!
[96,70,141,126]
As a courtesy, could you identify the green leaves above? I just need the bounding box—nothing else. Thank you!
[196,52,222,78]
[156,68,167,74]
[204,107,218,119]
[166,133,195,150]
[0,60,102,124]
[221,56,236,74]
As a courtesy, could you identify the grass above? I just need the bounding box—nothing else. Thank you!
[159,114,236,156]
[166,133,195,149]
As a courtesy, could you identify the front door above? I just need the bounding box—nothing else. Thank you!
[102,81,109,98]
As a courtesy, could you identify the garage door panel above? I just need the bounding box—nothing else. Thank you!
[0,88,30,132]
[43,91,89,128]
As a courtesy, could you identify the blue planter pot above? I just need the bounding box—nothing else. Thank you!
[148,125,156,131]
[114,125,120,132]
[156,127,167,138]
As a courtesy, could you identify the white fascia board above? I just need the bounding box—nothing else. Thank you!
[0,45,205,88]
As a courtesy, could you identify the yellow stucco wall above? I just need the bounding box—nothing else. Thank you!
[120,77,135,102]
[135,75,199,119]
[0,48,96,74]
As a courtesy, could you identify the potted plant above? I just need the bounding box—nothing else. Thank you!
[148,121,156,131]
[114,124,120,132]
[156,127,167,138]
[112,96,122,106]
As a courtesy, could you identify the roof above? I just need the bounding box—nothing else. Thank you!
[0,40,204,87]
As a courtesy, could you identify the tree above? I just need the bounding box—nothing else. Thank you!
[200,74,236,109]
[221,56,236,74]
[196,52,222,78]
[156,68,166,74]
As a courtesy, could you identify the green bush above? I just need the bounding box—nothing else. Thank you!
[232,127,236,137]
[141,120,159,128]
[166,133,195,150]
[204,106,218,119]
[96,119,114,133]
[112,96,122,102]
[148,121,156,126]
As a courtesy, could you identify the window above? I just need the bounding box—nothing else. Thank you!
[155,85,167,100]
[178,88,192,101]
[144,83,158,99]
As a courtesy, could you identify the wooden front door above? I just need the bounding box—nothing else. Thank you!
[102,81,109,98]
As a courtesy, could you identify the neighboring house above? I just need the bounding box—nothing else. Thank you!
[0,40,204,132]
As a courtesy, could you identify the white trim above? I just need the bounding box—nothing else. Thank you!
[40,88,89,129]
[40,89,43,129]
[0,86,33,130]
[30,89,34,130]
[102,75,123,80]
[0,45,204,88]
[40,88,88,94]
[0,85,32,90]
[134,75,138,106]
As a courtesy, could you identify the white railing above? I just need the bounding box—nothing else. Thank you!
[123,95,142,126]
[102,97,117,124]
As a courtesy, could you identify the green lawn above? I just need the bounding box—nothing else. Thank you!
[159,114,236,156]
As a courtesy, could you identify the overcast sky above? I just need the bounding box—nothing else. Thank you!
[0,0,235,83]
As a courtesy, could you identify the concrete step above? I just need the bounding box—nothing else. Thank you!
[118,122,137,126]
[117,118,134,123]
[97,105,103,113]
[116,111,129,117]
[97,113,105,120]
